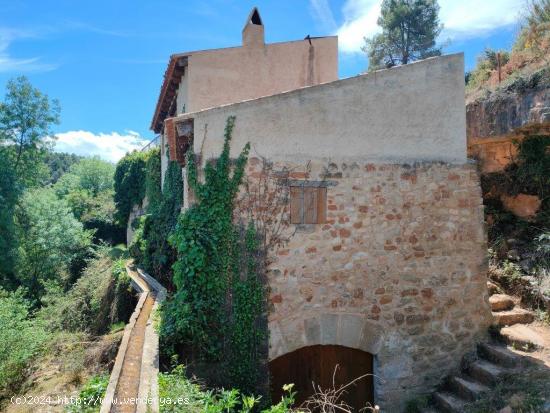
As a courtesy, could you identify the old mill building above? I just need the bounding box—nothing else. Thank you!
[149,8,492,412]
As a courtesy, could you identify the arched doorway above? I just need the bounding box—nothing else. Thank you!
[269,345,374,411]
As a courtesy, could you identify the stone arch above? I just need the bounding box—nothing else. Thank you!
[268,313,385,409]
[269,313,385,361]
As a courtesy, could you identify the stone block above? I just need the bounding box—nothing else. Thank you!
[320,313,339,345]
[304,317,321,345]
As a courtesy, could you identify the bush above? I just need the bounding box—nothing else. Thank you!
[39,249,135,335]
[158,365,296,413]
[66,374,109,413]
[0,289,49,399]
[466,48,510,90]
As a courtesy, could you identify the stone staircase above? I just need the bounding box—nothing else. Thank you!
[421,342,522,412]
[487,281,539,350]
[419,282,543,413]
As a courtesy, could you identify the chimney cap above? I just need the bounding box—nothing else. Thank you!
[243,7,263,29]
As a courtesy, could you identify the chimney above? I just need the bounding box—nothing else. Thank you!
[242,7,264,47]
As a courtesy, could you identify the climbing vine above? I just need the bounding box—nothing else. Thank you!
[145,147,162,213]
[130,158,183,287]
[229,222,268,397]
[162,116,250,361]
[113,150,149,226]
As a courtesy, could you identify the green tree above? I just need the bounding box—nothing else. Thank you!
[363,0,442,70]
[15,188,93,303]
[0,76,60,179]
[54,157,123,243]
[42,151,83,185]
[0,77,60,287]
[0,157,19,288]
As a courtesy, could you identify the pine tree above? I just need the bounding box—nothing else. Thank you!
[363,0,443,70]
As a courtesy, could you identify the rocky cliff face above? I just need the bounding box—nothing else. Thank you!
[466,68,550,140]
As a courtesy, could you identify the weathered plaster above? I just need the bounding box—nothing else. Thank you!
[174,53,467,165]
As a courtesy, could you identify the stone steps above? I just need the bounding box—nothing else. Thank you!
[420,286,540,412]
[448,375,489,401]
[500,324,545,351]
[487,280,499,295]
[492,307,535,326]
[478,342,521,368]
[433,391,465,413]
[489,294,515,311]
[467,359,507,386]
[424,342,514,411]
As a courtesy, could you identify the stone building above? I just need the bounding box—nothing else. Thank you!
[151,9,493,412]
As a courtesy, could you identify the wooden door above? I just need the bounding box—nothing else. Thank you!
[269,345,374,411]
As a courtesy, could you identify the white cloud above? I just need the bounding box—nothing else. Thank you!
[54,130,151,163]
[335,0,524,54]
[309,0,338,31]
[0,28,58,73]
[337,0,382,53]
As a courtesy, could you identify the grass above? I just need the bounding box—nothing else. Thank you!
[109,321,126,334]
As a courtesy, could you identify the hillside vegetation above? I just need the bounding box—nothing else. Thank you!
[0,77,136,411]
[466,0,550,101]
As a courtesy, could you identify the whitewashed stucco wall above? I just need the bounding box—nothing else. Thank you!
[174,53,467,165]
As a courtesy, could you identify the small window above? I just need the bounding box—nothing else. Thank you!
[290,185,327,224]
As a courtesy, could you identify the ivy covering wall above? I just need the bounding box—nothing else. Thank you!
[130,149,183,287]
[159,117,268,398]
[113,150,149,227]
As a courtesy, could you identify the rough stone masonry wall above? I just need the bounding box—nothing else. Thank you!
[256,158,493,411]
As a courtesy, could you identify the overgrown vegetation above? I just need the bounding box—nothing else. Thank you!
[15,188,94,302]
[467,0,550,94]
[162,116,250,360]
[130,150,183,287]
[157,117,268,398]
[0,77,136,407]
[0,290,49,399]
[483,135,550,311]
[159,365,296,413]
[66,374,109,413]
[113,150,149,227]
[39,249,135,335]
[54,157,124,244]
[464,368,550,412]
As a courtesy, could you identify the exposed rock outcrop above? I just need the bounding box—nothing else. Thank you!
[467,86,550,140]
[466,67,550,173]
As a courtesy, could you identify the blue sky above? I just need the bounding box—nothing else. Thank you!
[0,0,524,161]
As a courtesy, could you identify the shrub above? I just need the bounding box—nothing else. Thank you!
[466,48,510,90]
[0,289,49,399]
[66,374,109,413]
[158,365,296,413]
